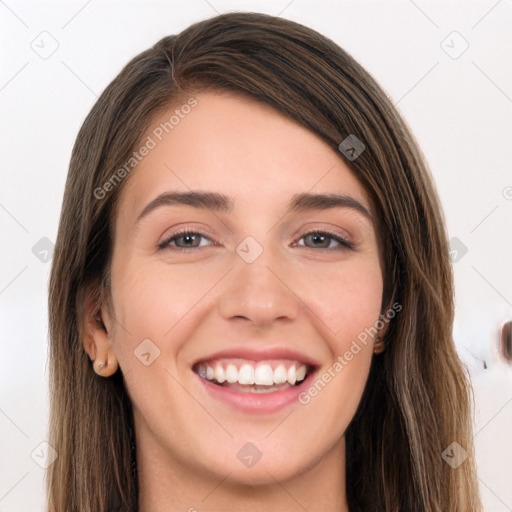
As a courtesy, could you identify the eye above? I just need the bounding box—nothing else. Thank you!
[295,230,354,250]
[159,229,354,252]
[158,230,214,250]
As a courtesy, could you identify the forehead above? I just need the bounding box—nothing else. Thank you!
[118,91,371,223]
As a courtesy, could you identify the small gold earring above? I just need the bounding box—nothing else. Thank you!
[94,359,106,374]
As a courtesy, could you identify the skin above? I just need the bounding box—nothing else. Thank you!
[83,92,385,511]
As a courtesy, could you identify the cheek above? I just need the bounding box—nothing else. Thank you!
[293,257,383,343]
[295,263,381,435]
[108,257,221,358]
[295,258,382,432]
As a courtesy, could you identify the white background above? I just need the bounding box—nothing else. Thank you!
[1,1,511,510]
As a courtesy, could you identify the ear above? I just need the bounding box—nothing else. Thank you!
[79,284,119,377]
[374,317,390,354]
[375,255,399,355]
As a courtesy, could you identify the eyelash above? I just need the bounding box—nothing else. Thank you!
[158,228,354,252]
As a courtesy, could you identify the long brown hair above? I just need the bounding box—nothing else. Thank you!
[46,11,482,511]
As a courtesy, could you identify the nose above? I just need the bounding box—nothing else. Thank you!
[217,246,300,329]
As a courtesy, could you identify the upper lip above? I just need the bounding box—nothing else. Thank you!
[192,346,321,368]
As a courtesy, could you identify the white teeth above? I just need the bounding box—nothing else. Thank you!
[273,364,287,384]
[254,364,274,385]
[226,364,238,383]
[287,365,296,385]
[198,361,310,387]
[274,364,287,384]
[238,364,255,385]
[214,364,226,383]
[295,364,306,381]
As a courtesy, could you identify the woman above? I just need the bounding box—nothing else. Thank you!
[46,11,482,511]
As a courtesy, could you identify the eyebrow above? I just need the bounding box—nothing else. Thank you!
[135,191,373,224]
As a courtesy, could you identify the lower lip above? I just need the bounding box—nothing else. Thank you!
[194,370,316,414]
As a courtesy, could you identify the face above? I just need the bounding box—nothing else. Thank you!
[102,92,383,486]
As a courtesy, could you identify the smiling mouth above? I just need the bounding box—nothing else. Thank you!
[192,359,315,394]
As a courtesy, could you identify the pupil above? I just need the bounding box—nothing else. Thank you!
[181,234,198,247]
[309,234,327,248]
